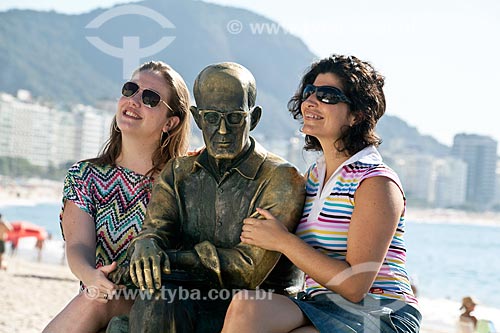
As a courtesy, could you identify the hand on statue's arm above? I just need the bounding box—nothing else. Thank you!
[108,263,131,286]
[240,164,305,250]
[62,201,119,303]
[240,208,291,252]
[81,262,123,303]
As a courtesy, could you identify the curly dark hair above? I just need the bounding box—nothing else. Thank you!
[288,54,386,155]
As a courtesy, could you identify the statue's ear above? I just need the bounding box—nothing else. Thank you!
[249,105,262,131]
[190,106,202,130]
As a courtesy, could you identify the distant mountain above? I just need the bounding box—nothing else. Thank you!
[0,0,315,139]
[377,115,450,156]
[0,0,450,154]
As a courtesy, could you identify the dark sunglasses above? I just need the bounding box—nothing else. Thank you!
[121,81,171,109]
[302,84,351,105]
[199,110,249,127]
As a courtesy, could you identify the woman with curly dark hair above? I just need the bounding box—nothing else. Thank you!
[222,55,421,332]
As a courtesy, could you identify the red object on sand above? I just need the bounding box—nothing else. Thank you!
[5,221,48,242]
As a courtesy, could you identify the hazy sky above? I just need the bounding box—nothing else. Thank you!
[1,0,499,151]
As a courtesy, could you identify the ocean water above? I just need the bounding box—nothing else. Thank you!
[404,222,500,309]
[1,203,499,308]
[1,203,63,238]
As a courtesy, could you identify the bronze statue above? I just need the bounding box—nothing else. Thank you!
[108,62,305,333]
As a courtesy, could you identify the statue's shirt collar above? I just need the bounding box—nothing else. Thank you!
[192,137,267,180]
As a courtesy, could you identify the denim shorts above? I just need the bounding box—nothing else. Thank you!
[290,292,422,333]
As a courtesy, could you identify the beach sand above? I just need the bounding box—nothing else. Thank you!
[2,245,500,333]
[0,256,78,333]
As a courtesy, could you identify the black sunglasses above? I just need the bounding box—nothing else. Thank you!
[199,110,249,127]
[302,84,351,105]
[121,81,171,109]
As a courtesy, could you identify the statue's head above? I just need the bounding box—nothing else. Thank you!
[191,62,261,160]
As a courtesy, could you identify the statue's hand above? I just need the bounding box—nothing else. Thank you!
[108,265,131,287]
[129,238,171,291]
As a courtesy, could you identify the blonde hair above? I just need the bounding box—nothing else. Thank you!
[90,61,191,176]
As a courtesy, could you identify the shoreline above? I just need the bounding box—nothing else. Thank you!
[2,186,500,227]
[406,207,500,227]
[0,179,62,208]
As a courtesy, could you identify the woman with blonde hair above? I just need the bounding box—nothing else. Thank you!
[44,61,191,333]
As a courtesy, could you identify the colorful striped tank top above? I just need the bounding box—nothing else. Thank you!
[296,146,418,305]
[60,161,153,269]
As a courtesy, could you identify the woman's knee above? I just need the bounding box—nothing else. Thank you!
[225,290,262,324]
[44,295,99,332]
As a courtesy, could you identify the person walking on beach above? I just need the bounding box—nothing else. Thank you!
[35,238,44,262]
[222,55,421,332]
[9,237,18,256]
[458,296,478,332]
[457,296,498,333]
[0,213,12,270]
[43,61,191,333]
[35,232,51,262]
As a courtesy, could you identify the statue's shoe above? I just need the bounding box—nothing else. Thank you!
[106,315,128,333]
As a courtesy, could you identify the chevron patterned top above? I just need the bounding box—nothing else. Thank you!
[60,161,153,269]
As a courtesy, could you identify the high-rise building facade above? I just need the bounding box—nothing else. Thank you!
[452,134,498,209]
[0,93,57,167]
[387,153,467,208]
[433,157,467,208]
[390,154,436,205]
[0,92,113,168]
[494,159,500,209]
[73,105,113,161]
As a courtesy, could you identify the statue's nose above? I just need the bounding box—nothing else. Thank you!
[217,117,228,134]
